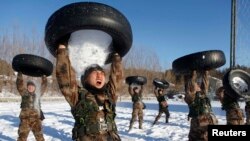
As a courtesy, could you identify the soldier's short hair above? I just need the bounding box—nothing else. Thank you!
[81,64,105,86]
[27,81,36,87]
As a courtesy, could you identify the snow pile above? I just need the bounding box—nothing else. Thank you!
[68,29,112,79]
[232,77,248,93]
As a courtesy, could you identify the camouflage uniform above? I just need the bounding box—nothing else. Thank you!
[16,72,47,141]
[245,101,250,125]
[56,48,123,141]
[153,88,170,125]
[184,71,217,141]
[216,87,244,125]
[128,85,144,130]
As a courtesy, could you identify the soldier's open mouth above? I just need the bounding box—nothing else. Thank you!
[97,80,102,85]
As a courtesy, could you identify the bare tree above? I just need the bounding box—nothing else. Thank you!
[122,46,163,96]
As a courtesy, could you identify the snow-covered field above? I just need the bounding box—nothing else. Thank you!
[0,98,246,141]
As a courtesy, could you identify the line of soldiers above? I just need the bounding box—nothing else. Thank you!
[15,48,250,141]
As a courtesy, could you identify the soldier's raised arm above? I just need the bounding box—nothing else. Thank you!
[184,70,197,105]
[154,86,159,97]
[200,70,209,95]
[16,72,26,96]
[139,84,144,95]
[128,84,134,96]
[40,75,47,96]
[56,44,78,107]
[107,53,123,102]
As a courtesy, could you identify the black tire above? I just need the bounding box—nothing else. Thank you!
[125,76,147,85]
[12,54,53,77]
[223,69,250,100]
[153,78,170,89]
[45,2,133,60]
[172,50,226,74]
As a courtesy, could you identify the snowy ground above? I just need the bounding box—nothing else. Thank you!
[0,98,246,141]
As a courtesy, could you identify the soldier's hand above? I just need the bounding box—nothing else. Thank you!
[42,75,47,79]
[191,70,197,77]
[112,53,121,62]
[17,72,22,76]
[57,44,69,56]
[59,44,67,49]
[41,75,47,82]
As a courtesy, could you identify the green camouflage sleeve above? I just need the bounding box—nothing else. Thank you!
[184,70,197,105]
[128,85,134,96]
[40,75,47,96]
[16,72,26,96]
[139,85,144,95]
[56,48,78,107]
[107,53,123,103]
[200,70,209,95]
[154,87,159,97]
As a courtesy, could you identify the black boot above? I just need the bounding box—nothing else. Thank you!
[166,118,169,123]
[152,120,157,126]
[129,121,134,131]
[139,122,143,129]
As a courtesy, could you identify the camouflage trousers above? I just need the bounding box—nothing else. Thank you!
[17,118,44,141]
[226,108,244,125]
[77,131,121,141]
[129,108,143,130]
[153,107,170,125]
[188,113,218,141]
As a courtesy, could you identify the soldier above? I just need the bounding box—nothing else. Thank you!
[56,44,123,141]
[16,72,47,141]
[184,70,217,141]
[152,87,170,125]
[128,84,144,130]
[216,86,245,125]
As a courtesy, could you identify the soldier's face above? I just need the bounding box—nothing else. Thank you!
[86,70,106,89]
[134,87,139,93]
[27,85,36,93]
